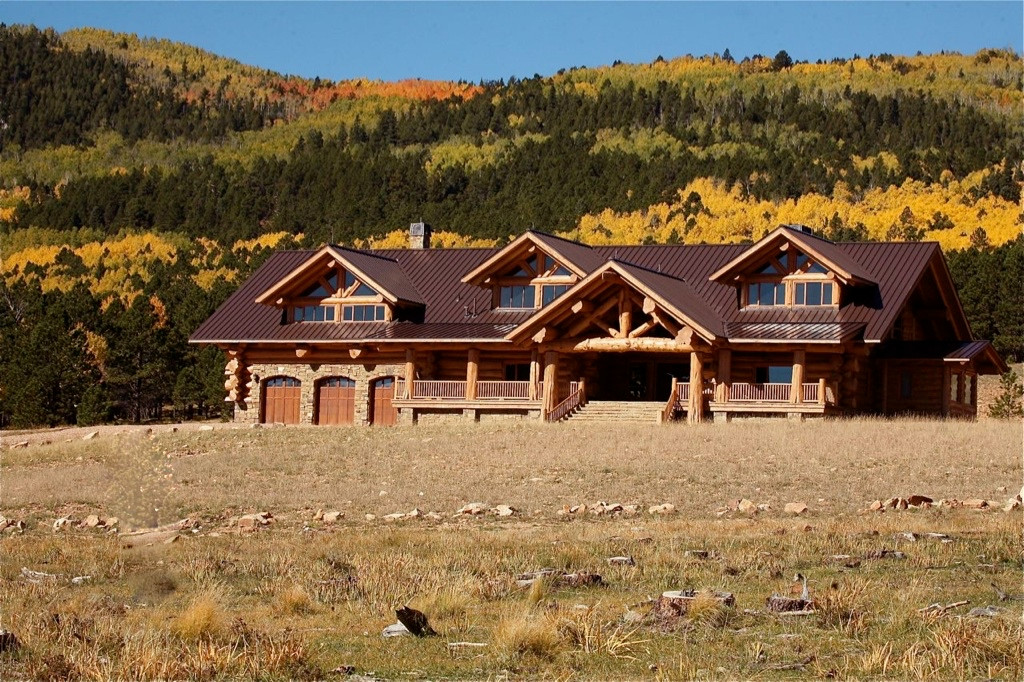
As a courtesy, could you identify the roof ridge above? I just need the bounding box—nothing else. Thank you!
[609,257,692,284]
[329,244,399,264]
[527,230,596,249]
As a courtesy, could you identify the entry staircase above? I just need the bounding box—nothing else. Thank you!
[562,400,665,424]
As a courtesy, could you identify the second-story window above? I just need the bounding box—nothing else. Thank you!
[794,281,833,305]
[747,281,786,306]
[500,285,536,309]
[342,304,387,321]
[294,304,336,322]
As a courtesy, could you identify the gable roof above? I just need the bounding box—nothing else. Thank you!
[506,260,723,344]
[253,245,425,306]
[709,225,877,286]
[191,237,972,350]
[461,231,603,285]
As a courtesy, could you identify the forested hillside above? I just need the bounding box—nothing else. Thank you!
[1,24,1021,427]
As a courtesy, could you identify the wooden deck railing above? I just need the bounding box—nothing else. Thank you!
[476,381,532,399]
[546,381,584,422]
[729,383,792,402]
[394,379,538,401]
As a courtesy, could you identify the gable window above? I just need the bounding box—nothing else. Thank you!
[747,282,786,306]
[541,284,571,306]
[342,304,387,321]
[301,272,338,298]
[500,285,536,309]
[755,366,793,384]
[794,281,833,305]
[294,304,336,322]
[504,363,530,381]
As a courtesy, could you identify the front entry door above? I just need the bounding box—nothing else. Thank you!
[370,377,398,426]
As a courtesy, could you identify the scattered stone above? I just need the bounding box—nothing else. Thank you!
[330,664,356,675]
[382,622,411,638]
[516,570,603,589]
[382,513,407,522]
[863,548,906,560]
[653,590,736,621]
[967,605,1004,618]
[766,595,815,614]
[924,532,952,542]
[684,549,710,560]
[425,511,443,521]
[447,641,488,650]
[313,509,324,521]
[647,503,676,515]
[757,503,772,512]
[21,567,58,583]
[198,425,215,431]
[395,605,436,636]
[737,499,758,515]
[237,512,273,529]
[52,517,74,531]
[491,504,516,517]
[83,431,99,440]
[322,511,344,523]
[784,502,808,516]
[80,514,101,528]
[2,520,26,533]
[1003,498,1021,513]
[70,575,92,586]
[607,556,635,567]
[907,495,933,507]
[895,531,918,542]
[9,441,28,449]
[0,630,19,653]
[868,500,884,511]
[120,529,181,547]
[364,514,376,521]
[962,499,989,510]
[455,502,487,516]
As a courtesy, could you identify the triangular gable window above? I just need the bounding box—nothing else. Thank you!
[343,271,378,297]
[301,272,338,298]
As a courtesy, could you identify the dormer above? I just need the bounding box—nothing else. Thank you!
[254,245,424,323]
[710,225,876,310]
[461,231,603,311]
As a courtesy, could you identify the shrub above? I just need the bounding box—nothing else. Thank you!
[989,370,1024,419]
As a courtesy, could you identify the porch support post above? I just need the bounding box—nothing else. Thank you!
[542,351,559,416]
[687,352,704,423]
[466,349,479,400]
[404,348,415,399]
[819,378,827,405]
[529,348,540,400]
[716,348,731,402]
[791,349,806,404]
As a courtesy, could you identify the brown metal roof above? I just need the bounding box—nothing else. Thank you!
[330,246,426,305]
[191,238,959,347]
[529,231,607,273]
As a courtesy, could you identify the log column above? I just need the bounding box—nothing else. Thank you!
[715,348,731,403]
[529,349,540,400]
[541,351,559,417]
[466,349,480,400]
[791,349,806,404]
[687,352,704,423]
[404,348,416,399]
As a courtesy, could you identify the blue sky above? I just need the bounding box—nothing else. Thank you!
[2,2,1021,82]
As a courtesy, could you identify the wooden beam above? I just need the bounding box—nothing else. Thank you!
[649,310,682,338]
[791,349,806,403]
[529,348,540,400]
[642,296,657,315]
[716,348,732,402]
[466,349,480,400]
[404,348,416,399]
[532,327,557,344]
[566,297,618,337]
[687,352,704,423]
[545,337,696,353]
[617,290,631,339]
[348,347,364,360]
[627,319,658,339]
[295,346,310,359]
[542,351,559,416]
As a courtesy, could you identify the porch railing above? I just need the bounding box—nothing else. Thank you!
[477,381,532,399]
[394,379,539,401]
[546,381,584,422]
[729,383,792,402]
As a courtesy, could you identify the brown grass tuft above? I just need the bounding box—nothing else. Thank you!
[171,593,226,642]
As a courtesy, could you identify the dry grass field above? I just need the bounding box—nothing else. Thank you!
[1,418,1022,680]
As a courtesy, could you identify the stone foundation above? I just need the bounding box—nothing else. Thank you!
[236,361,404,425]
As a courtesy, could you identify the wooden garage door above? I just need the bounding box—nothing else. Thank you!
[370,377,397,426]
[263,377,301,424]
[317,377,355,425]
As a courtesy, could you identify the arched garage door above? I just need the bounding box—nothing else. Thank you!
[370,377,398,426]
[263,376,301,424]
[317,377,356,425]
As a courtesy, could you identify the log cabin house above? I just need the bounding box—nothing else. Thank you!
[190,223,1007,425]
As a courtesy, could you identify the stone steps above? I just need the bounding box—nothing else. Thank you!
[563,400,665,424]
